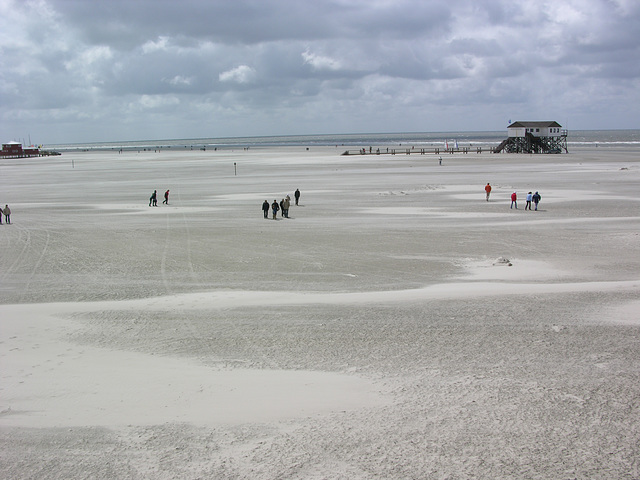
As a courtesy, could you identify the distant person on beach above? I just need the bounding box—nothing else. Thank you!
[262,200,270,218]
[525,192,533,210]
[163,190,170,204]
[3,205,10,224]
[279,199,285,217]
[271,200,280,219]
[485,183,492,201]
[439,157,442,165]
[149,190,157,207]
[294,189,300,206]
[283,196,290,218]
[510,192,517,209]
[532,191,541,210]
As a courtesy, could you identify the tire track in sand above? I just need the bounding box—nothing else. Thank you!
[0,223,32,281]
[159,201,219,362]
[0,223,52,301]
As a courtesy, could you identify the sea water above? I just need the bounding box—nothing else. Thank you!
[45,129,640,152]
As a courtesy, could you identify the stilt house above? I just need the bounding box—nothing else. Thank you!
[495,121,568,153]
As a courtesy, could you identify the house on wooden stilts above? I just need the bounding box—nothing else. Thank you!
[494,121,568,153]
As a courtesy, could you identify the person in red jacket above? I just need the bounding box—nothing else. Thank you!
[485,183,492,201]
[510,192,517,209]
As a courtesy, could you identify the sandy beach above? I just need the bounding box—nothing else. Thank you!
[1,144,639,479]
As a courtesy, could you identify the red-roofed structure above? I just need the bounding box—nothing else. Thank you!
[1,141,41,158]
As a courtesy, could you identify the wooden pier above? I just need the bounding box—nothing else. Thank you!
[341,146,497,156]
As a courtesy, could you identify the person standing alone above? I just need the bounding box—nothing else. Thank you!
[510,192,517,209]
[3,204,10,224]
[294,189,300,206]
[485,183,492,201]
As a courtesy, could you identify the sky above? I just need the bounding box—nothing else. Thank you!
[1,0,639,144]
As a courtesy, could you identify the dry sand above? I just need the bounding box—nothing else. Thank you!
[1,145,639,479]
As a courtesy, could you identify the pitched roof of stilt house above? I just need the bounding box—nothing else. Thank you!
[507,121,562,129]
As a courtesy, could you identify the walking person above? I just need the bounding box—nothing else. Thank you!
[163,189,170,204]
[525,192,533,210]
[262,200,269,218]
[283,196,290,218]
[3,204,10,224]
[149,190,157,207]
[485,183,492,201]
[532,191,541,211]
[510,192,518,209]
[271,200,280,219]
[294,188,300,206]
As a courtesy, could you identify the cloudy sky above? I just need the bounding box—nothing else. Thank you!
[1,0,639,144]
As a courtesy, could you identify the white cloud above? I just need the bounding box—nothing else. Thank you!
[65,45,113,69]
[302,49,343,71]
[142,36,169,54]
[137,94,180,109]
[219,65,257,84]
[166,75,193,86]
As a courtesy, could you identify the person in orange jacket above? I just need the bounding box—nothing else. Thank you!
[510,192,517,209]
[485,183,492,201]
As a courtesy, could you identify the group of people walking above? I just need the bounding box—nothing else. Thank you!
[0,204,10,224]
[511,191,541,210]
[149,189,170,206]
[485,183,541,210]
[263,189,300,219]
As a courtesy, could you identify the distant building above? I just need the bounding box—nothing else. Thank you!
[1,141,40,158]
[495,121,568,153]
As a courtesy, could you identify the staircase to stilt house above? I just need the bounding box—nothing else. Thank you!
[494,139,510,153]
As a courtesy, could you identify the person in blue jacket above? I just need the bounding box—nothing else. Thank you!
[532,191,541,210]
[525,192,533,210]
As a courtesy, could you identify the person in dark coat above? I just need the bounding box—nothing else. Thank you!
[149,190,157,207]
[271,200,280,219]
[294,189,300,206]
[262,200,270,218]
[532,191,541,211]
[163,190,170,204]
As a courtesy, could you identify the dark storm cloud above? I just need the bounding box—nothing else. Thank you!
[49,0,451,47]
